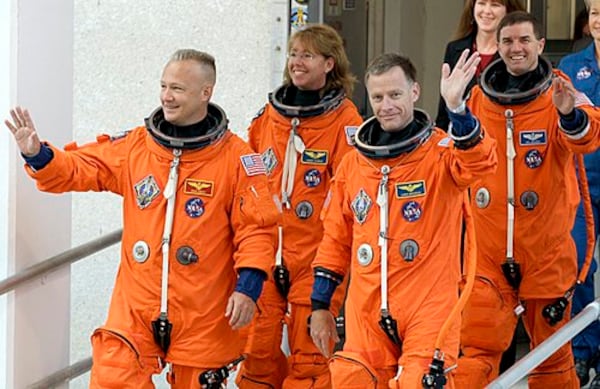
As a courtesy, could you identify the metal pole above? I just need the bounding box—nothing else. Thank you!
[27,357,92,389]
[487,300,600,389]
[0,229,122,296]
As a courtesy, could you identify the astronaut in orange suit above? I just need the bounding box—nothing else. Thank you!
[309,51,497,388]
[236,24,362,389]
[452,12,600,388]
[4,49,279,389]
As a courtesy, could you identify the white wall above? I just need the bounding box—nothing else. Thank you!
[3,1,74,388]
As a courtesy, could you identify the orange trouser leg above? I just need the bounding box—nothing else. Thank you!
[454,276,519,388]
[237,279,288,389]
[522,299,578,389]
[90,328,162,389]
[329,351,390,389]
[283,303,331,389]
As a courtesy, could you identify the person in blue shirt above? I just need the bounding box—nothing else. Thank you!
[558,1,600,387]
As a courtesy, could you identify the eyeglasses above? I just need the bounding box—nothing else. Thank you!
[286,52,317,61]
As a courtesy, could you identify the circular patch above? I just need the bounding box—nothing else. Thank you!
[475,187,491,209]
[520,191,539,211]
[399,239,419,262]
[304,169,322,188]
[185,198,205,218]
[402,201,422,222]
[132,240,150,263]
[357,243,374,266]
[295,200,313,219]
[524,149,543,169]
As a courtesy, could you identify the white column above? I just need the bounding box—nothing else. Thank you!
[0,1,12,388]
[5,1,73,388]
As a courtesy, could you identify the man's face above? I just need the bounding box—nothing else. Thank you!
[497,21,545,76]
[160,60,212,126]
[287,40,334,91]
[366,66,419,132]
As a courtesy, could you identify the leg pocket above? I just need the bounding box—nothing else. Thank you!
[330,351,378,389]
[90,327,156,389]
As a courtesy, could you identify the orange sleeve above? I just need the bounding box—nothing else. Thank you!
[312,154,354,276]
[448,128,498,189]
[24,131,133,195]
[230,139,279,274]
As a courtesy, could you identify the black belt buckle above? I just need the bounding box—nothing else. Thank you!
[151,313,172,353]
[501,260,522,289]
[378,312,402,350]
[273,264,290,298]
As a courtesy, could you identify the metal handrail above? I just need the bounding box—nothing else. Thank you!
[0,229,123,387]
[28,357,92,389]
[487,299,600,388]
[0,229,122,296]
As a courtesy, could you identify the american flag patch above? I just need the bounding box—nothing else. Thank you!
[240,153,267,176]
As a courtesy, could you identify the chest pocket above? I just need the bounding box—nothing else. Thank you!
[240,182,280,227]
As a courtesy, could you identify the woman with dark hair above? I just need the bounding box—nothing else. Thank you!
[436,0,526,131]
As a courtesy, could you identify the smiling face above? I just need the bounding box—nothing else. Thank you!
[474,0,508,34]
[366,66,420,132]
[287,40,334,91]
[589,1,600,42]
[160,59,213,126]
[497,21,545,76]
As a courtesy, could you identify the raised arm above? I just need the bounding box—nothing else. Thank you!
[440,49,480,113]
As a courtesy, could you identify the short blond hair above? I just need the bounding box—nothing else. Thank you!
[168,49,216,84]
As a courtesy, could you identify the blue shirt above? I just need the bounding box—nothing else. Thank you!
[558,42,600,176]
[558,43,600,105]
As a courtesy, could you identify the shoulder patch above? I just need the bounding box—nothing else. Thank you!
[437,137,451,148]
[344,126,358,146]
[240,153,267,176]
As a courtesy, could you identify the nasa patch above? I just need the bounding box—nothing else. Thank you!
[185,198,205,218]
[402,201,422,222]
[303,169,322,187]
[524,149,543,169]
